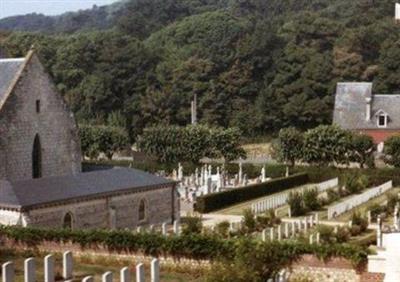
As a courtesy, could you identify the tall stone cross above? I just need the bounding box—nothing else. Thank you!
[191,93,198,125]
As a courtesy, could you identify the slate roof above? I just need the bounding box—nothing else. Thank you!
[333,82,400,130]
[0,167,175,210]
[0,58,25,105]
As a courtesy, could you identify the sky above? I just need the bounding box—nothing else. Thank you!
[0,0,119,19]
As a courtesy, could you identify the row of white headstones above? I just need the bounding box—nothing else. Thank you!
[327,181,393,219]
[137,220,182,235]
[260,214,324,243]
[251,178,339,215]
[1,251,161,282]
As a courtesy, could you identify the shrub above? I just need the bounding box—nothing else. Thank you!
[182,216,203,235]
[242,209,256,233]
[335,227,351,243]
[303,188,321,211]
[386,192,400,214]
[195,173,309,213]
[287,191,306,216]
[326,188,340,204]
[368,204,386,222]
[384,135,400,167]
[351,212,368,233]
[316,225,335,244]
[215,221,230,238]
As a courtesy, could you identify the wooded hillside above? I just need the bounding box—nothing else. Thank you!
[1,0,399,139]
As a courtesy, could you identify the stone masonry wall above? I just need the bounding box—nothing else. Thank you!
[289,255,386,282]
[26,185,177,229]
[0,54,81,181]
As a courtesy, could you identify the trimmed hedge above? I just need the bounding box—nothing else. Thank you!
[0,226,234,260]
[195,173,309,213]
[0,226,368,267]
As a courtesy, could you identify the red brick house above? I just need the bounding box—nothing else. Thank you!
[333,82,400,149]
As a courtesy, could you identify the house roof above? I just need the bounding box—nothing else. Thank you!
[0,167,175,210]
[333,82,400,130]
[0,58,25,106]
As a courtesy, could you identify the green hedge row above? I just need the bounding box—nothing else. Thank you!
[195,173,309,213]
[0,226,368,267]
[0,226,234,260]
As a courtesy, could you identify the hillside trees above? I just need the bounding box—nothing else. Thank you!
[2,0,400,137]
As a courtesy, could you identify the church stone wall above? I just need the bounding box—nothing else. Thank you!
[0,54,81,181]
[25,186,177,229]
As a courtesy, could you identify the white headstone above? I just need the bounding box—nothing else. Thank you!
[3,262,14,282]
[82,276,94,282]
[44,255,55,282]
[261,166,266,182]
[173,220,180,234]
[102,272,113,282]
[120,267,130,282]
[162,223,168,235]
[63,251,73,280]
[151,259,160,282]
[24,258,35,282]
[136,263,145,282]
[396,3,400,20]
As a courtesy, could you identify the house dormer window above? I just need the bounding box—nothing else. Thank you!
[376,110,388,128]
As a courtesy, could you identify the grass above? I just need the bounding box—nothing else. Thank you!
[212,183,323,216]
[334,187,400,221]
[0,249,204,282]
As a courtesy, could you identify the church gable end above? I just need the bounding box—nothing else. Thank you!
[0,51,81,181]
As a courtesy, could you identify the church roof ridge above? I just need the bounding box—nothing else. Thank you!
[0,50,35,112]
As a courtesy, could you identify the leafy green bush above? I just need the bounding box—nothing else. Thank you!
[215,221,230,238]
[195,173,309,213]
[384,135,400,167]
[303,188,321,211]
[351,212,368,234]
[368,204,386,222]
[326,188,341,204]
[242,209,256,233]
[182,216,203,235]
[386,192,400,214]
[335,227,351,243]
[287,191,306,216]
[79,124,130,159]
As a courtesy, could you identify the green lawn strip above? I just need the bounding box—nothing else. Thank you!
[211,183,318,215]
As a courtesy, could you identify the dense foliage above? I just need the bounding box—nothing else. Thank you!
[137,125,246,163]
[79,124,129,159]
[0,225,369,275]
[2,0,400,137]
[195,173,309,213]
[384,135,400,167]
[275,125,374,168]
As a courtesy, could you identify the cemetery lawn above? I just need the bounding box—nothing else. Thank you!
[0,249,205,282]
[211,183,322,216]
[334,187,400,221]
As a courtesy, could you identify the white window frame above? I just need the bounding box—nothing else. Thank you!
[377,113,388,128]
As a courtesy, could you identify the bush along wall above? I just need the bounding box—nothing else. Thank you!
[0,226,368,268]
[195,173,309,213]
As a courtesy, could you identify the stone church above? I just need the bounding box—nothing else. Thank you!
[0,50,179,229]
